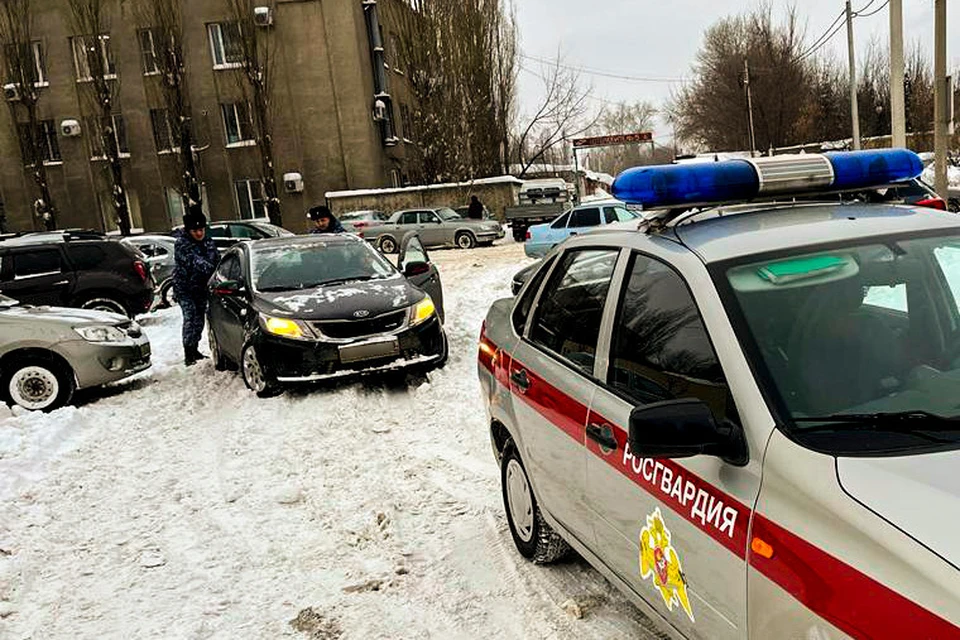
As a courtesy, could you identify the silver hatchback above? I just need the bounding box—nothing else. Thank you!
[0,294,151,411]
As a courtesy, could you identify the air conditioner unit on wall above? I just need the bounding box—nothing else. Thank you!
[3,83,20,102]
[253,6,273,27]
[283,172,303,193]
[61,119,82,137]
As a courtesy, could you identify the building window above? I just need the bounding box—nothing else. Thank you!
[208,22,243,69]
[17,120,60,165]
[390,34,402,72]
[5,41,47,86]
[221,101,255,146]
[235,179,265,220]
[138,28,160,75]
[150,108,177,153]
[390,169,401,188]
[400,104,413,142]
[71,34,116,81]
[87,114,130,160]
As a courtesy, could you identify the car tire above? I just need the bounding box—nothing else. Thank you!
[379,236,398,254]
[455,231,476,250]
[208,326,232,372]
[240,342,281,398]
[1,355,75,412]
[501,444,569,564]
[160,280,177,308]
[80,296,128,317]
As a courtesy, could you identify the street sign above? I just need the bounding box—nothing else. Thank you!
[572,132,653,148]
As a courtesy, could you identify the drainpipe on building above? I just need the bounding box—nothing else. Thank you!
[362,0,397,145]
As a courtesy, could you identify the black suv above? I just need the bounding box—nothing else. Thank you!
[0,230,155,317]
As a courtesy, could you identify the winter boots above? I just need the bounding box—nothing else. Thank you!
[184,348,208,367]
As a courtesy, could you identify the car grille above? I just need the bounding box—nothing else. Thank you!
[313,309,407,340]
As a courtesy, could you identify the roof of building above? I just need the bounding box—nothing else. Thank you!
[325,175,523,200]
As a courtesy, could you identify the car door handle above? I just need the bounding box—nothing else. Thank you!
[510,369,530,392]
[586,424,618,451]
[53,280,69,286]
[569,232,578,236]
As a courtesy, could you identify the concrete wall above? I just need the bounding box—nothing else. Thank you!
[327,180,522,221]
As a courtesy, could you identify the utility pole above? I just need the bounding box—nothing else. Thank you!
[933,0,948,199]
[743,58,758,157]
[889,0,906,148]
[846,0,862,150]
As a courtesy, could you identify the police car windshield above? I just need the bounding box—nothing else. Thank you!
[720,233,960,448]
[252,241,397,292]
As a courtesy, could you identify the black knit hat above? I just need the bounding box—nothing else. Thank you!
[183,212,207,231]
[307,205,332,221]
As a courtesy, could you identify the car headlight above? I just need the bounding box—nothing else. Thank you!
[410,295,436,326]
[261,315,310,339]
[74,325,128,343]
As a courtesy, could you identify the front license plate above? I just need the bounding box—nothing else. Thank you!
[339,337,400,364]
[137,342,152,359]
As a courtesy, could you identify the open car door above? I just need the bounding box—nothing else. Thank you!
[399,232,445,322]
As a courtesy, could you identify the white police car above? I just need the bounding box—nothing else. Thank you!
[479,150,960,638]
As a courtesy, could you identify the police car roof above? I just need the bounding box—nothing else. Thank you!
[249,233,365,250]
[674,202,960,263]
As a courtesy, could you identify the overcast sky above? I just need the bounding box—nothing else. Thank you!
[514,0,957,141]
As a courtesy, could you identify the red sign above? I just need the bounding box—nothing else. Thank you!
[573,132,653,148]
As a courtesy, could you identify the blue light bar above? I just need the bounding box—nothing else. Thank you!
[612,149,923,210]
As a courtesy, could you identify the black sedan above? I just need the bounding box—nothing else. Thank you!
[207,233,447,396]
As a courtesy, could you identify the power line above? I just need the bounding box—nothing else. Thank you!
[519,53,686,84]
[795,0,881,63]
[857,0,890,18]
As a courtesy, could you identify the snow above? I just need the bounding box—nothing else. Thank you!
[0,240,662,639]
[921,163,960,189]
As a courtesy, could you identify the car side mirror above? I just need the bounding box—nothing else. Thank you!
[628,399,748,466]
[403,261,431,278]
[212,279,245,296]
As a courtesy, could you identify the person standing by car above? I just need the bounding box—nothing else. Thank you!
[173,212,219,366]
[307,205,345,234]
[467,195,484,220]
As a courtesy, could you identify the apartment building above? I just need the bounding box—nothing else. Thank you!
[0,0,417,233]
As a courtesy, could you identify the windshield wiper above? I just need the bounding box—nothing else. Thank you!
[315,275,375,287]
[795,411,960,443]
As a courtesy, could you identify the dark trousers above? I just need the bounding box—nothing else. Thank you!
[180,293,208,353]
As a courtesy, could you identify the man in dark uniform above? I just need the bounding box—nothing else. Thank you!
[467,195,484,220]
[173,212,220,366]
[307,205,345,234]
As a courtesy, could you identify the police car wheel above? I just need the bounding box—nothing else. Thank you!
[501,445,569,564]
[1,355,75,412]
[241,343,281,398]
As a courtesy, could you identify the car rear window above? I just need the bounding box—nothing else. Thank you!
[66,244,107,270]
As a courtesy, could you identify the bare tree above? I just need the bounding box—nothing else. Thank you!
[65,0,133,235]
[385,0,517,183]
[136,0,202,218]
[584,100,658,175]
[224,0,280,226]
[0,0,57,230]
[513,54,598,178]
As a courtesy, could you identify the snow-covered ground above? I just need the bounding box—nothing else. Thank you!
[0,240,663,639]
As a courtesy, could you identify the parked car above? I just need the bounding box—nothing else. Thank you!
[0,230,154,317]
[0,293,151,411]
[173,220,294,253]
[121,235,177,307]
[364,207,504,253]
[849,177,949,210]
[207,233,447,397]
[339,210,390,235]
[524,201,639,258]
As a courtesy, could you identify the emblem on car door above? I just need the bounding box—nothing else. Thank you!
[353,310,370,318]
[640,508,694,623]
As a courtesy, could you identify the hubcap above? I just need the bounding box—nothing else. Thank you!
[382,239,396,253]
[9,366,59,410]
[505,459,534,543]
[458,235,472,249]
[242,346,266,392]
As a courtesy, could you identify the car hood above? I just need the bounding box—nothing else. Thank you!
[0,304,127,326]
[254,276,421,320]
[838,451,960,569]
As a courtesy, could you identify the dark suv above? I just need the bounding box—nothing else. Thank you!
[0,230,154,317]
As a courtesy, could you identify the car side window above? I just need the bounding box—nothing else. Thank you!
[208,226,229,239]
[608,253,730,417]
[550,212,571,229]
[603,207,617,224]
[512,256,556,334]
[67,245,106,270]
[230,224,263,239]
[614,206,637,222]
[529,249,619,376]
[13,249,62,278]
[420,211,441,224]
[400,212,418,225]
[568,208,601,228]
[215,253,242,282]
